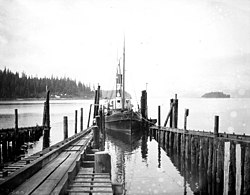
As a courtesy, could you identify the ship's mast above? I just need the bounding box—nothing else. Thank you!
[122,38,125,110]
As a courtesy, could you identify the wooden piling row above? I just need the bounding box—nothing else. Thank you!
[141,90,148,119]
[0,126,43,165]
[64,116,68,140]
[152,94,250,194]
[149,125,250,195]
[80,108,83,131]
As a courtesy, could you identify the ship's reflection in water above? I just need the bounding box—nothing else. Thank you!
[105,128,193,195]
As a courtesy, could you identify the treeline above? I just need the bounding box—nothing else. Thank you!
[0,68,94,99]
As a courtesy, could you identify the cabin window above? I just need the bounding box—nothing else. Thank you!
[117,100,120,103]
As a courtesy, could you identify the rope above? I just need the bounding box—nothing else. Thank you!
[134,111,156,125]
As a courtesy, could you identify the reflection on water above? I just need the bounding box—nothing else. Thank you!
[105,128,193,194]
[1,99,250,193]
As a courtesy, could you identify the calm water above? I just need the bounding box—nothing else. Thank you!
[0,98,250,194]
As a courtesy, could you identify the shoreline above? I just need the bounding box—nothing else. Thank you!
[0,97,94,101]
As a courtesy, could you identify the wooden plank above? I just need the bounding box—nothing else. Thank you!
[224,141,230,195]
[70,186,92,191]
[93,177,111,182]
[76,175,110,179]
[68,193,89,195]
[78,173,109,176]
[32,153,77,194]
[236,144,241,195]
[74,181,111,183]
[68,189,113,194]
[74,178,92,182]
[71,183,94,187]
[78,168,93,174]
[68,189,112,194]
[3,167,19,170]
[11,153,70,194]
[70,184,112,188]
[65,146,81,152]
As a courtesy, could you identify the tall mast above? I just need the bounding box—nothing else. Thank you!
[122,38,125,110]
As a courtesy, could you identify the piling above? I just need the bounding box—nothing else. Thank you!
[102,109,105,133]
[184,109,189,132]
[199,137,205,193]
[2,139,7,163]
[43,128,50,149]
[228,141,236,194]
[99,108,103,134]
[43,102,47,127]
[241,144,245,195]
[173,94,178,128]
[244,144,250,194]
[14,109,18,130]
[170,99,174,128]
[63,116,68,140]
[75,110,77,134]
[149,94,250,194]
[93,125,100,149]
[214,115,219,137]
[80,108,83,131]
[96,115,101,132]
[43,90,50,128]
[95,151,111,175]
[14,109,18,159]
[164,100,174,127]
[190,136,196,175]
[141,90,148,119]
[216,139,224,195]
[93,85,100,119]
[87,104,92,128]
[158,105,161,127]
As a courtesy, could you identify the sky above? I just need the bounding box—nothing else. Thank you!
[0,0,250,98]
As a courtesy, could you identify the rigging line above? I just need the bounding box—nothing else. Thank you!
[127,69,139,109]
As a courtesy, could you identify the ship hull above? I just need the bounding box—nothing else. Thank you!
[105,110,142,134]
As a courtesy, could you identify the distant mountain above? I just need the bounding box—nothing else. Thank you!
[202,92,230,98]
[101,90,131,99]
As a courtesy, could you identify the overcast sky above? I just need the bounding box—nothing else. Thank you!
[0,0,250,98]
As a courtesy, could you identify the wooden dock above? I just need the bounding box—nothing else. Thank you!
[151,94,250,194]
[150,126,250,194]
[0,125,113,195]
[0,125,44,163]
[149,96,250,195]
[0,91,51,165]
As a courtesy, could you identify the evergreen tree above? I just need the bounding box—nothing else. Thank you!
[0,68,94,99]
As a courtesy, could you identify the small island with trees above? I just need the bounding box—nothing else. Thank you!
[202,92,230,98]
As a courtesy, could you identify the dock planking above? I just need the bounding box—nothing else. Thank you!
[67,148,113,195]
[0,127,93,194]
[12,135,92,194]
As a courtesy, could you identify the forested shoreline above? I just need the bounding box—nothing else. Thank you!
[0,68,94,99]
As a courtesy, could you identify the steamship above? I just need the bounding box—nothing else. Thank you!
[105,42,142,134]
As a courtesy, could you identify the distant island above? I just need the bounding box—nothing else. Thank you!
[202,92,230,98]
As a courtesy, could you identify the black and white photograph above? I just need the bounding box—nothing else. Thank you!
[0,0,250,194]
